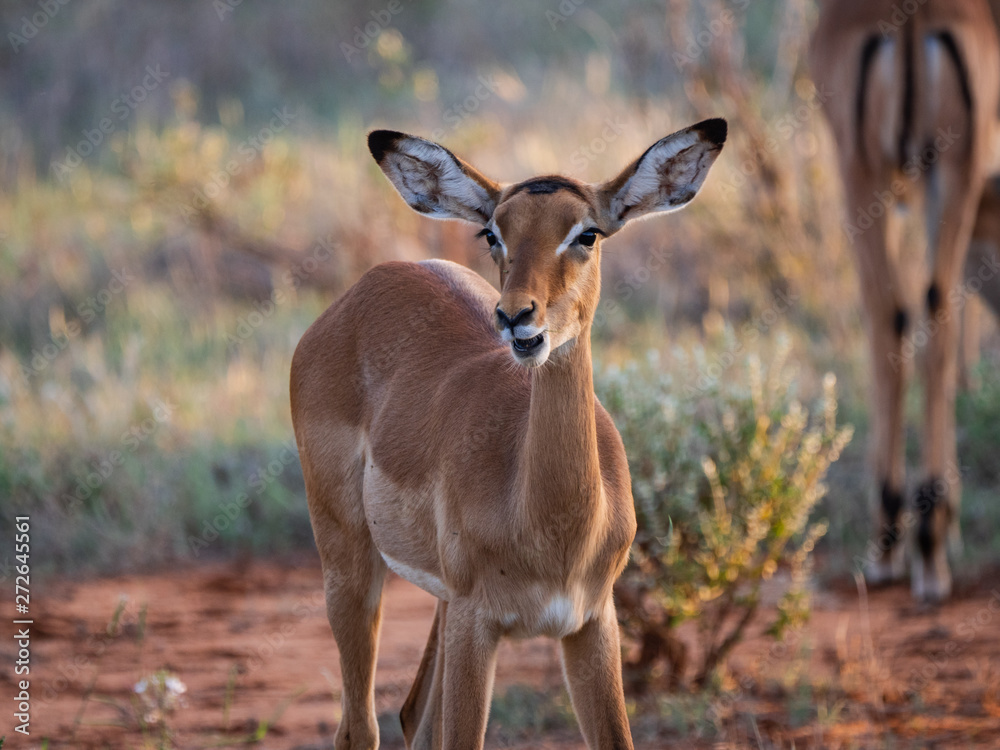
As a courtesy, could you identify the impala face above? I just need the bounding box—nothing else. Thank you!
[367,119,727,368]
[488,180,603,367]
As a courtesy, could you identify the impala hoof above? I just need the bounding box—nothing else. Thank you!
[864,544,906,586]
[911,549,952,603]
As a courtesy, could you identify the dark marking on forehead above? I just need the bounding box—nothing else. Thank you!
[508,175,592,206]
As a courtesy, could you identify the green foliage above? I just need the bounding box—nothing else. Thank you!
[487,685,578,741]
[597,336,852,687]
[0,121,328,574]
[0,419,312,575]
[957,360,1000,483]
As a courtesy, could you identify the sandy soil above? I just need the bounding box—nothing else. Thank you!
[4,555,999,749]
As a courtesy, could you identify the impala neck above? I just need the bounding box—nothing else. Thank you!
[521,326,603,520]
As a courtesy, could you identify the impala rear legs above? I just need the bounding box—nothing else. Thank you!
[401,597,635,750]
[399,597,502,750]
[301,442,387,750]
[843,164,910,584]
[915,157,985,602]
[400,602,445,749]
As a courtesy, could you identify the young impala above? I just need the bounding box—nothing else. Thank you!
[290,120,726,748]
[811,0,1000,601]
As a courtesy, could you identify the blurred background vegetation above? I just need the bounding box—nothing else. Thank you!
[1,0,998,685]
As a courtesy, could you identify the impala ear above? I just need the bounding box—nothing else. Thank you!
[597,118,727,235]
[368,130,502,224]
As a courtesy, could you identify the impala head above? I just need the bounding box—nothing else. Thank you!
[369,120,726,367]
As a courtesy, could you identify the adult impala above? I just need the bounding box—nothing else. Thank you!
[811,0,1000,601]
[290,120,726,748]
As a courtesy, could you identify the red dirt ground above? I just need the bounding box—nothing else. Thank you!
[5,556,1000,749]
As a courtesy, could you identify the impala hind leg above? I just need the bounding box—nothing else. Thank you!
[915,164,983,602]
[561,599,634,750]
[304,448,387,750]
[324,553,387,750]
[843,170,909,585]
[401,601,445,749]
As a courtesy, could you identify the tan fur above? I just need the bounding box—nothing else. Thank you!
[290,122,725,748]
[811,0,1000,601]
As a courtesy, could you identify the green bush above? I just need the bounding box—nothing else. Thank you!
[957,359,1000,484]
[596,336,852,689]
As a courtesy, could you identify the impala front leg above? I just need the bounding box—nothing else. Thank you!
[561,598,633,750]
[441,598,500,750]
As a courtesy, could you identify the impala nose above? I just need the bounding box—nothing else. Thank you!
[495,301,536,331]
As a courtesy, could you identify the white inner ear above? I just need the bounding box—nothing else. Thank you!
[396,138,493,219]
[614,129,704,216]
[555,221,585,256]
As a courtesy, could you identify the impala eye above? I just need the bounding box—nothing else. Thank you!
[478,227,498,247]
[577,229,600,247]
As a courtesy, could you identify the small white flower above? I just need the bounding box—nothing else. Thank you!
[133,670,187,726]
[165,676,187,696]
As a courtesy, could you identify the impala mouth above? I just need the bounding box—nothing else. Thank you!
[512,333,545,354]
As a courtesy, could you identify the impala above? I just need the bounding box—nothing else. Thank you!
[811,0,1000,601]
[290,120,726,748]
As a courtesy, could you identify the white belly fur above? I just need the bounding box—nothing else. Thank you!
[381,552,451,601]
[364,455,451,600]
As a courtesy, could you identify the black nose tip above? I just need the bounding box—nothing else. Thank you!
[496,301,535,330]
